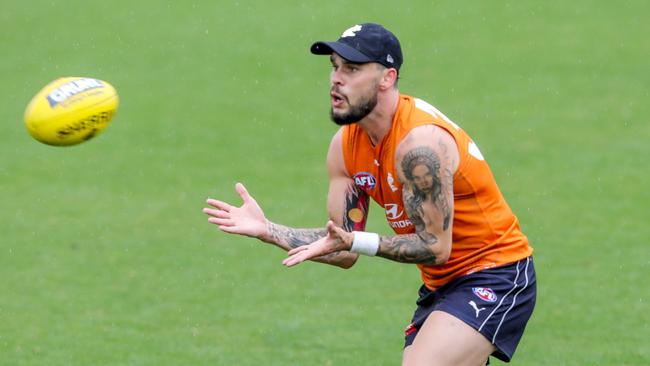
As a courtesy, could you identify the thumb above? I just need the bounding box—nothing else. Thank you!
[326,220,340,235]
[235,182,252,203]
[326,221,352,251]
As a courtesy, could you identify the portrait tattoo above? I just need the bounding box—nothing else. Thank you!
[371,145,456,265]
[400,146,452,231]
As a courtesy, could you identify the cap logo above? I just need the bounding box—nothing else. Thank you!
[341,24,362,38]
[386,54,394,64]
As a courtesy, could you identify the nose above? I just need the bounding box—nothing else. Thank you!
[330,68,343,86]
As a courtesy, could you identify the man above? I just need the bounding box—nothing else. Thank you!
[203,23,536,365]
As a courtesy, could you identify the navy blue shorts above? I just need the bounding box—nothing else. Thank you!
[404,257,536,362]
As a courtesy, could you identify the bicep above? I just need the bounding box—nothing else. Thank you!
[396,126,457,239]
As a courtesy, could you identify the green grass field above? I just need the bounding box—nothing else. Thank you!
[1,1,648,365]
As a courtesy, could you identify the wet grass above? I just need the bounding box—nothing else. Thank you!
[1,1,648,365]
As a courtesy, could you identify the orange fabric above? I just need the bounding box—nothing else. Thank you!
[342,95,533,290]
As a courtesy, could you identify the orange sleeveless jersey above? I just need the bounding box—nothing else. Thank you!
[341,95,533,290]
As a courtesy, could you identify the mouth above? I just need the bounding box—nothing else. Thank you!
[330,90,346,109]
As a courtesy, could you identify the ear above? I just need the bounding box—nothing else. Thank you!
[378,68,398,90]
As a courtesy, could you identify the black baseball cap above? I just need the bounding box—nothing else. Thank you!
[310,23,403,71]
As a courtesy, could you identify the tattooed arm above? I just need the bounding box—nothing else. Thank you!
[377,125,458,265]
[282,125,458,267]
[203,129,367,268]
[262,129,367,268]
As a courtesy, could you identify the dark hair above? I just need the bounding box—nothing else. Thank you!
[401,148,441,198]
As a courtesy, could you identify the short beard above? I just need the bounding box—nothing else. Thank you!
[330,90,378,126]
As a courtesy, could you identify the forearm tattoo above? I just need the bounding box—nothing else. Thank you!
[342,183,369,232]
[378,233,438,264]
[266,223,348,264]
[267,223,326,249]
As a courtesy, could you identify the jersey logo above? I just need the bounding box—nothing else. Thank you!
[385,203,412,229]
[387,172,398,192]
[468,141,485,161]
[384,204,403,220]
[341,24,362,38]
[472,287,497,303]
[353,172,376,190]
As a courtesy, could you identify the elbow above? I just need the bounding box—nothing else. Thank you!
[434,242,451,265]
[336,253,359,269]
[437,250,451,265]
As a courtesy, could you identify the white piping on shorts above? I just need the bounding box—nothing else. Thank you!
[491,257,531,343]
[478,257,531,345]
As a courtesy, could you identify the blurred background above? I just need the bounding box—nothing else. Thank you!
[1,1,648,365]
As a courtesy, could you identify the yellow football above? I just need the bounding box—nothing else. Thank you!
[24,77,119,146]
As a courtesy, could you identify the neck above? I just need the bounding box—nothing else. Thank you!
[358,89,400,145]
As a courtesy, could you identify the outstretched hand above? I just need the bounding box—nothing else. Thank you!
[203,183,268,239]
[282,220,353,267]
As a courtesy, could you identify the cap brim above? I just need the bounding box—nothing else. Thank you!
[310,41,373,63]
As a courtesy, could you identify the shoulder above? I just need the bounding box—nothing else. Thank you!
[327,127,345,156]
[395,124,460,176]
[396,125,458,158]
[327,127,348,177]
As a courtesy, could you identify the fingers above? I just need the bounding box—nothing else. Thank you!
[202,207,230,219]
[219,225,250,235]
[287,245,309,256]
[283,235,328,267]
[205,216,248,235]
[282,251,309,267]
[206,198,232,212]
[235,182,252,203]
[203,205,234,226]
[207,217,234,226]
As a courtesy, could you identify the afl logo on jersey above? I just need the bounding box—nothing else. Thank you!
[472,287,497,303]
[353,172,377,190]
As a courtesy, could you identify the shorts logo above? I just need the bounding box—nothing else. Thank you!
[468,301,487,318]
[472,287,497,303]
[353,172,376,190]
[404,322,417,337]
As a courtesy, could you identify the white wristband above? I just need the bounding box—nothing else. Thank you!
[351,231,380,256]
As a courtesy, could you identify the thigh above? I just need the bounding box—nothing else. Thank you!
[402,257,536,364]
[402,311,494,366]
